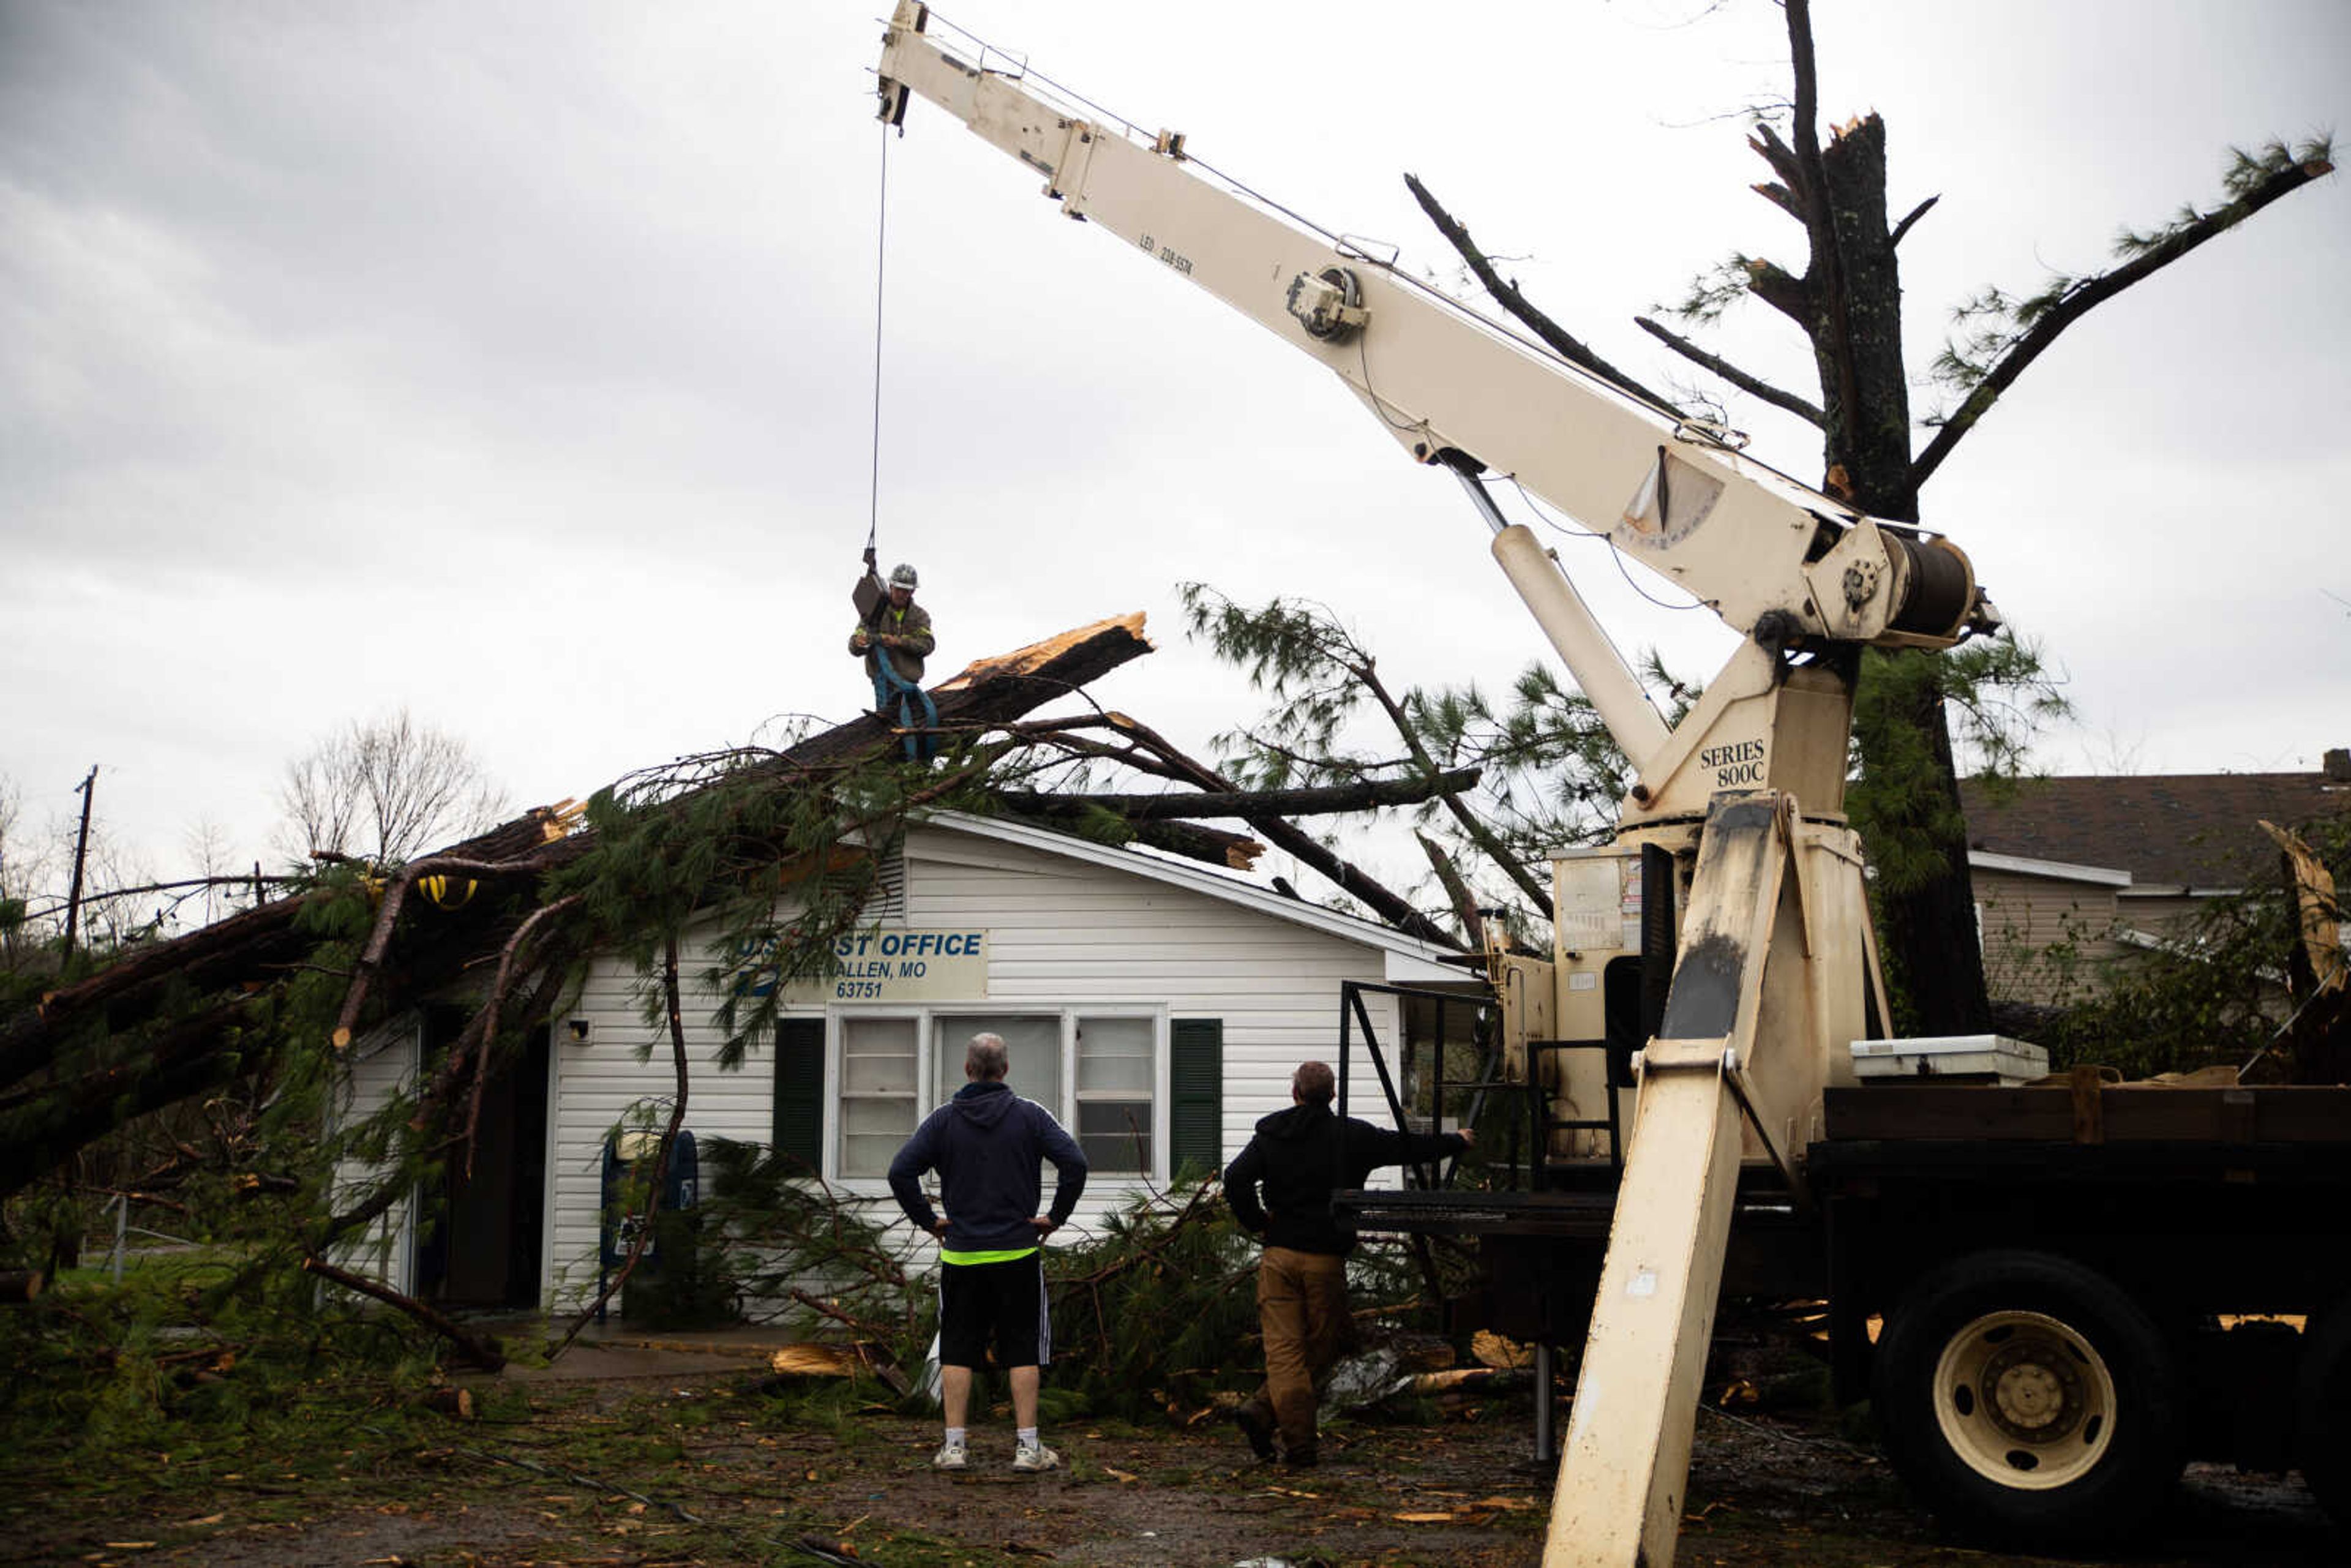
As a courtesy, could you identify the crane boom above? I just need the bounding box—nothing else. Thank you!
[875,4,1993,731]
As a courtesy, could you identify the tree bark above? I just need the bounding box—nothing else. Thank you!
[1771,1,1983,1032]
[994,765,1480,821]
[302,1255,506,1371]
[1873,673,1993,1035]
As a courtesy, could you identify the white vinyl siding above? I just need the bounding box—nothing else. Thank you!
[541,951,790,1313]
[899,824,1422,1214]
[326,1018,421,1292]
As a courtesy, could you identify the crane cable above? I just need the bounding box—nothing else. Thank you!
[863,122,937,761]
[866,122,891,563]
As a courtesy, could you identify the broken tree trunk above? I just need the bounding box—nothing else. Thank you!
[994,765,1482,822]
[996,812,1265,872]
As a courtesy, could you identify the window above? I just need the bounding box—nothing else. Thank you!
[932,1015,1062,1109]
[1076,1016,1152,1173]
[803,1006,1185,1183]
[838,1017,918,1178]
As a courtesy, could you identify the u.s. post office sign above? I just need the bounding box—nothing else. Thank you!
[783,929,989,1003]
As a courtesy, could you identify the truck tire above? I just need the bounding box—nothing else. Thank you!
[1872,1249,2182,1545]
[2295,1296,2351,1529]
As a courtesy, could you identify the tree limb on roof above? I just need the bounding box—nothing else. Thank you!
[994,765,1480,822]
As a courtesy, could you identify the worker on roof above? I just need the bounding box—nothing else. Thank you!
[850,546,936,720]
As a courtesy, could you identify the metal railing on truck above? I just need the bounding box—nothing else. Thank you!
[1334,978,1625,1196]
[1332,977,1632,1462]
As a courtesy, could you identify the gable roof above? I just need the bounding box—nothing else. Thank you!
[1960,770,2351,892]
[921,810,1471,983]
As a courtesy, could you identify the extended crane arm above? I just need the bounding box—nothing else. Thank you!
[877,6,1994,708]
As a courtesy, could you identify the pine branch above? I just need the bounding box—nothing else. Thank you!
[1104,716,1460,947]
[1913,144,2334,490]
[302,1254,506,1371]
[1633,317,1825,427]
[329,846,569,1051]
[1012,726,1200,787]
[1417,833,1485,949]
[1351,658,1553,914]
[1738,255,1811,323]
[1889,194,1940,249]
[1403,173,1685,416]
[1248,734,1408,778]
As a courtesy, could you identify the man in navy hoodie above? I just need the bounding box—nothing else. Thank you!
[888,1032,1087,1472]
[1223,1059,1472,1467]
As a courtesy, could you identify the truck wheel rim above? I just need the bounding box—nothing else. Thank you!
[1930,1308,2117,1491]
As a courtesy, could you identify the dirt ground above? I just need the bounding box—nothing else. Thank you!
[6,1344,2342,1568]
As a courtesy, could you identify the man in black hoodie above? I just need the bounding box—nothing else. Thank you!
[1223,1059,1472,1466]
[888,1032,1087,1472]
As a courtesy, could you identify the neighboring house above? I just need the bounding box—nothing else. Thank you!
[332,810,1475,1314]
[1962,749,2351,1008]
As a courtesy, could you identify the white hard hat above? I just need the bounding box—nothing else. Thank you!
[889,563,918,590]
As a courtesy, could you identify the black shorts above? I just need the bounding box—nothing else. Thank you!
[938,1253,1051,1370]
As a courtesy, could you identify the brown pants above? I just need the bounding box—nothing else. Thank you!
[1248,1246,1352,1454]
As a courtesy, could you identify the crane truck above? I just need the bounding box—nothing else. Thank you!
[874,6,2351,1561]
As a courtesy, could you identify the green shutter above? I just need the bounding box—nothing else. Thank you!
[1169,1017,1223,1182]
[773,1017,826,1169]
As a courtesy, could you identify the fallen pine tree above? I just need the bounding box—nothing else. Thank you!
[1,610,1490,1370]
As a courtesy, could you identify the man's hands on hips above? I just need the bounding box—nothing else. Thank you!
[1029,1216,1058,1238]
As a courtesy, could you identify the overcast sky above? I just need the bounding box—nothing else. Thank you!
[4,0,2345,910]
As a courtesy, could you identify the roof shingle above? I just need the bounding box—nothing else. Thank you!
[1960,771,2351,890]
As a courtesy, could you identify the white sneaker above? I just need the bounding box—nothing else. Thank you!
[1011,1440,1060,1472]
[932,1439,969,1471]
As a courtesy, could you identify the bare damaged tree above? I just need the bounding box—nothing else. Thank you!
[1407,0,2331,1030]
[274,708,512,869]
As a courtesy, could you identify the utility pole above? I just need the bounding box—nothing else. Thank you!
[62,766,97,968]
